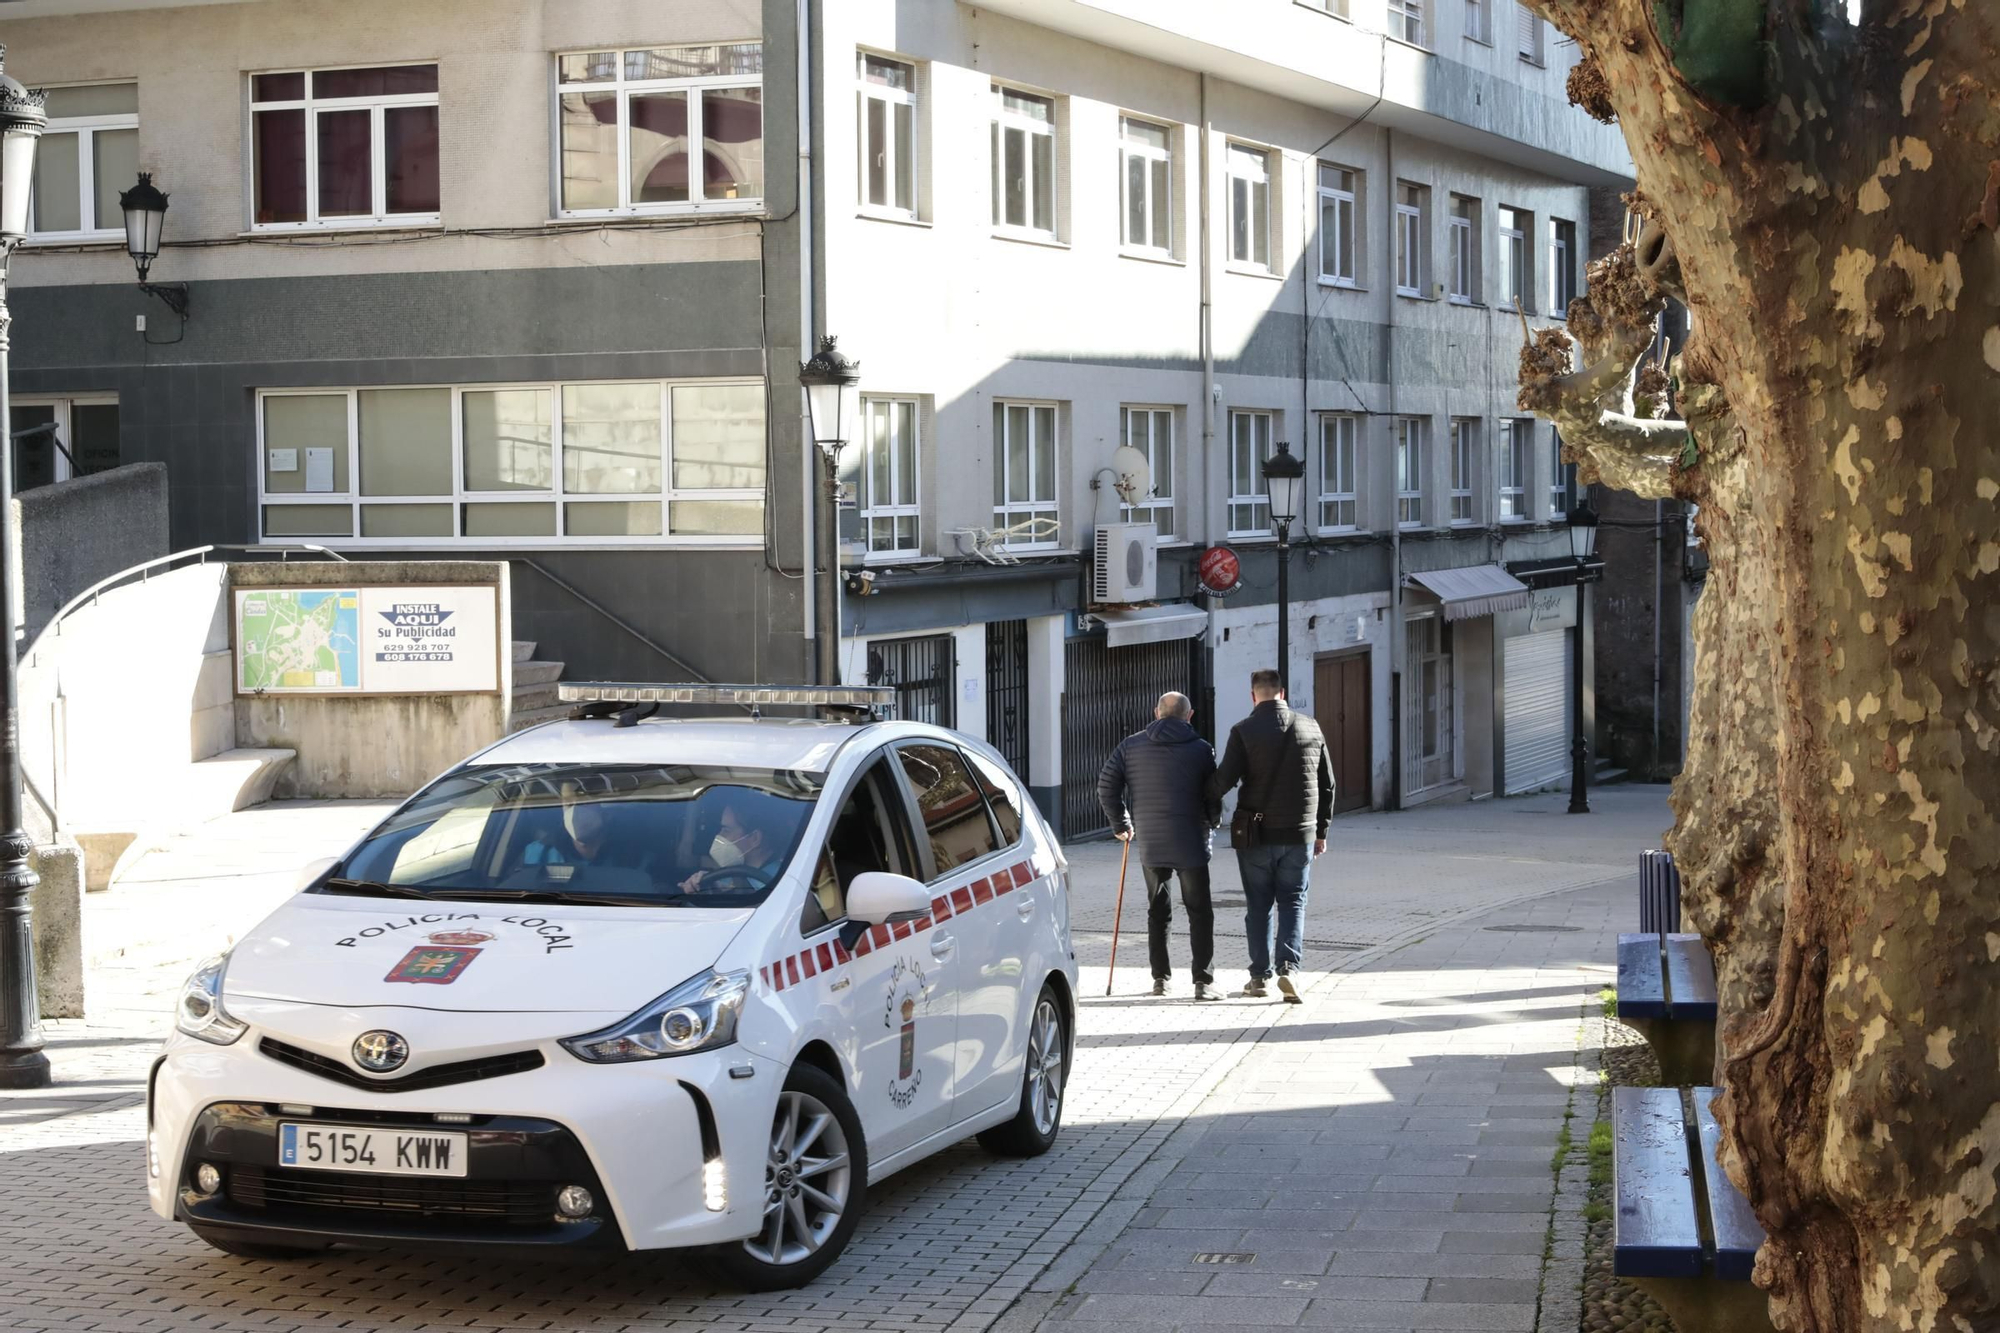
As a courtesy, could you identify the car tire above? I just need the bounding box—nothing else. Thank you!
[708,1061,869,1291]
[977,983,1069,1158]
[190,1228,321,1261]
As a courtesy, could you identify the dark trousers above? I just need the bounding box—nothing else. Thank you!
[1144,864,1214,985]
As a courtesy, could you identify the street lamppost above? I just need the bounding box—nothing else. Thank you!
[0,46,48,1091]
[1260,441,1305,694]
[798,336,861,686]
[118,172,189,322]
[1566,497,1600,815]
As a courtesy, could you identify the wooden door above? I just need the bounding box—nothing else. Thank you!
[1314,651,1372,814]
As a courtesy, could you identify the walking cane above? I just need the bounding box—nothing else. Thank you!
[1105,836,1132,996]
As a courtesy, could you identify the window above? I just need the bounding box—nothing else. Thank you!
[9,397,119,493]
[1318,163,1359,286]
[1518,4,1547,63]
[857,53,916,216]
[1549,218,1576,313]
[1450,419,1477,525]
[992,401,1059,548]
[1499,419,1530,520]
[1119,406,1176,538]
[1550,430,1572,519]
[848,398,920,556]
[30,84,137,240]
[1499,206,1530,311]
[964,750,1024,847]
[1448,195,1478,303]
[258,379,763,544]
[1119,117,1172,254]
[1389,0,1428,45]
[1228,410,1274,535]
[1396,182,1427,296]
[556,44,764,216]
[1228,144,1272,270]
[1305,0,1352,14]
[250,65,439,228]
[991,85,1055,236]
[804,756,918,933]
[1319,413,1359,532]
[1465,0,1493,43]
[1396,417,1427,528]
[896,744,1002,877]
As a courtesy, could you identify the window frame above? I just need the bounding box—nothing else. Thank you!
[29,83,138,242]
[1498,418,1531,522]
[991,398,1061,550]
[1464,0,1494,44]
[852,396,922,559]
[248,62,442,232]
[1227,409,1276,537]
[1447,194,1478,304]
[1549,430,1572,520]
[1318,412,1360,534]
[9,394,120,491]
[1118,405,1177,539]
[891,740,1008,882]
[254,377,767,549]
[1388,0,1430,47]
[1549,217,1576,315]
[1117,115,1174,257]
[1518,4,1547,63]
[1449,418,1478,526]
[1499,205,1531,312]
[990,83,1058,240]
[1226,142,1274,272]
[1396,416,1428,530]
[1395,181,1427,297]
[553,42,765,219]
[856,51,918,219]
[1317,162,1360,287]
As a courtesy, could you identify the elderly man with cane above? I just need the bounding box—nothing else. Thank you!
[1096,692,1223,1000]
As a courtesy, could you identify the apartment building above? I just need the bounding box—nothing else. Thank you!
[0,0,812,689]
[817,1,1633,829]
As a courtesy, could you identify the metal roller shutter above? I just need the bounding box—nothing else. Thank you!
[1503,630,1570,794]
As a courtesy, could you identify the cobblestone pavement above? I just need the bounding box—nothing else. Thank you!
[0,786,1656,1333]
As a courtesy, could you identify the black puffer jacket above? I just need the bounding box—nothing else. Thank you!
[1208,700,1336,845]
[1096,718,1221,868]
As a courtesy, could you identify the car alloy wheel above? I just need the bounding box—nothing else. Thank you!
[1027,995,1065,1135]
[744,1089,852,1266]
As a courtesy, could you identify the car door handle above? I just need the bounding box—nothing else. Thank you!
[1015,897,1035,919]
[930,933,956,960]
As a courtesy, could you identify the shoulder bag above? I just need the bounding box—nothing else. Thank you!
[1228,716,1297,848]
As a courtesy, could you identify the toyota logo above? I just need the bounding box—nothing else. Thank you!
[352,1030,409,1073]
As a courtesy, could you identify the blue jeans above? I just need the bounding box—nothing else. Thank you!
[1236,842,1313,980]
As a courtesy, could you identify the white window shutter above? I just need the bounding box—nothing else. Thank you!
[1517,3,1539,58]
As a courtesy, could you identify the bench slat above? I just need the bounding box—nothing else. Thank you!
[1693,1087,1765,1282]
[1613,1085,1703,1277]
[1617,933,1667,1020]
[1664,934,1719,1022]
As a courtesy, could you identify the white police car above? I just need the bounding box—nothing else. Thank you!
[147,684,1077,1289]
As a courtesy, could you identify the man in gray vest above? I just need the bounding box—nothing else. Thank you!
[1096,692,1223,1000]
[1208,669,1334,1002]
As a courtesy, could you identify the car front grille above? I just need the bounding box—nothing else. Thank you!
[259,1038,544,1093]
[226,1165,554,1227]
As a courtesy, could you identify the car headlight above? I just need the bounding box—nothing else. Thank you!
[176,956,248,1046]
[560,969,751,1064]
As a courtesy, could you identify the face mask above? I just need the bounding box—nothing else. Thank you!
[709,832,747,868]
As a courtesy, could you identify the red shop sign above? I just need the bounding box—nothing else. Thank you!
[1198,546,1242,596]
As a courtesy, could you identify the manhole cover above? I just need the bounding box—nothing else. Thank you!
[1192,1253,1255,1265]
[1302,939,1370,952]
[1483,924,1582,933]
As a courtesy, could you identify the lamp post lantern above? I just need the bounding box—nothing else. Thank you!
[1260,440,1305,694]
[1566,497,1600,815]
[0,44,49,1090]
[798,336,861,686]
[119,172,189,321]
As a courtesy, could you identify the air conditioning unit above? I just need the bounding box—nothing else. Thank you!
[1092,522,1158,604]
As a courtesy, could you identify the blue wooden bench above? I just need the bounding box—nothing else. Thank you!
[1616,932,1718,1085]
[1613,1086,1771,1332]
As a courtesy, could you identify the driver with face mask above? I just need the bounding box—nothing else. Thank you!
[679,801,783,894]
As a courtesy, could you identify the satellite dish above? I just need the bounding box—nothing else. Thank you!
[1109,444,1153,507]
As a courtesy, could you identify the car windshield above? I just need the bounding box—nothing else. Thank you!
[320,762,825,908]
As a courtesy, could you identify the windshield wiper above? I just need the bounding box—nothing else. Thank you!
[320,877,437,900]
[422,888,660,908]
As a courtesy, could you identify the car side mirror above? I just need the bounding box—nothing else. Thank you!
[847,871,932,928]
[297,856,338,892]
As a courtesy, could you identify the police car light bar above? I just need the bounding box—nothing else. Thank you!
[557,682,899,717]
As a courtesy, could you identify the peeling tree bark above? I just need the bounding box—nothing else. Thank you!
[1521,1,2000,1328]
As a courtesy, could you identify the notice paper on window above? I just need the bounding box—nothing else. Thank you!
[267,448,298,474]
[304,447,335,493]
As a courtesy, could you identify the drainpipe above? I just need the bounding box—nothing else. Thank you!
[797,0,820,679]
[1651,497,1663,774]
[1385,126,1403,811]
[1199,73,1214,568]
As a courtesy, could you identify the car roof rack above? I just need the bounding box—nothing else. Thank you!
[557,682,899,726]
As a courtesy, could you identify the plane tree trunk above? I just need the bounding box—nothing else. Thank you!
[1521,1,2000,1327]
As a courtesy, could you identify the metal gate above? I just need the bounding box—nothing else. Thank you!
[865,634,955,727]
[1060,635,1204,839]
[985,619,1030,778]
[1502,629,1569,793]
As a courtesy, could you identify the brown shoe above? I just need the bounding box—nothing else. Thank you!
[1276,974,1302,1004]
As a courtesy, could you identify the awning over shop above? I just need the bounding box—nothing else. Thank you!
[1405,565,1531,621]
[1085,603,1209,648]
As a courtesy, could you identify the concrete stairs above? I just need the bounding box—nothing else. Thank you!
[507,640,570,732]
